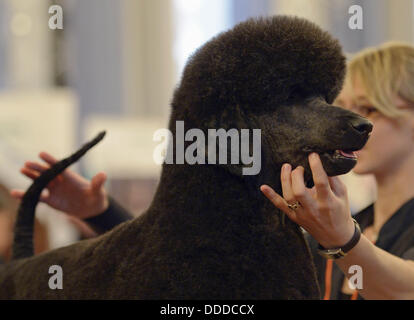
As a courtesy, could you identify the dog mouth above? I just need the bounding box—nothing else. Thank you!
[304,146,362,164]
[327,149,358,161]
[313,137,370,178]
[302,146,362,188]
[300,116,372,185]
[311,130,371,167]
[303,136,369,180]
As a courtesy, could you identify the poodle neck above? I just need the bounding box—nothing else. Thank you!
[149,163,279,223]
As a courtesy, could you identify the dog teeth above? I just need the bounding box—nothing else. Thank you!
[334,149,357,159]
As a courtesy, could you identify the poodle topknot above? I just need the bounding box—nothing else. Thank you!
[174,15,346,119]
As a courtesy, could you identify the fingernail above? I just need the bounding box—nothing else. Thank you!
[282,163,290,171]
[310,153,318,160]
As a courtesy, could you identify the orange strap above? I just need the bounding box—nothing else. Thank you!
[324,259,358,300]
[323,259,334,300]
[350,290,359,300]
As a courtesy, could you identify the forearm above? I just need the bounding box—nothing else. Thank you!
[335,235,414,299]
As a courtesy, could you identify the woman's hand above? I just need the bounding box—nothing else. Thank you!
[10,151,109,220]
[260,152,355,249]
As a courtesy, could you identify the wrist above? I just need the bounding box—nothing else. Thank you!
[316,217,355,249]
[99,195,110,215]
[84,196,133,233]
[318,218,355,249]
[317,218,362,260]
[85,195,109,219]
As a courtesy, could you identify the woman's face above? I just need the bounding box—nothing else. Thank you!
[334,76,414,177]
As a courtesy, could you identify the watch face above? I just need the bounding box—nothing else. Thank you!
[318,248,346,259]
[325,249,342,255]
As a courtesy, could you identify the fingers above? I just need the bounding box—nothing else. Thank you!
[260,185,297,221]
[91,172,107,193]
[20,163,62,185]
[308,153,331,200]
[280,164,295,201]
[25,161,49,173]
[39,151,58,165]
[281,164,314,207]
[21,151,57,177]
[20,167,39,180]
[290,166,313,207]
[10,189,49,202]
[18,152,71,184]
[40,151,77,179]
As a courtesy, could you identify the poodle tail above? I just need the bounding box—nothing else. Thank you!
[12,131,106,260]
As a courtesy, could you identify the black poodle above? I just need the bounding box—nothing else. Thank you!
[0,16,372,299]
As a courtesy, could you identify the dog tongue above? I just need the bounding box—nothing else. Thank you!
[339,150,357,158]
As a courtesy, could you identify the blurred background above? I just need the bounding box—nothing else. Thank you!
[0,0,412,257]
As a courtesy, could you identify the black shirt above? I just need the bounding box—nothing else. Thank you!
[84,196,134,234]
[306,197,414,300]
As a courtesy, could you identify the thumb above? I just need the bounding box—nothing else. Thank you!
[91,172,107,193]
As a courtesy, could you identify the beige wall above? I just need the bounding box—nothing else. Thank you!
[268,0,414,52]
[269,0,330,29]
[386,0,414,43]
[6,0,53,89]
[121,0,175,121]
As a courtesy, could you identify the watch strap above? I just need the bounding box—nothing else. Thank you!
[317,218,361,259]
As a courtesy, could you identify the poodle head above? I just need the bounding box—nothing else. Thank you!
[170,16,372,188]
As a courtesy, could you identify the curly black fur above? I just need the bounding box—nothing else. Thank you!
[175,16,345,120]
[0,16,372,299]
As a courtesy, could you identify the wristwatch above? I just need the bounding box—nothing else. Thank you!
[317,218,361,260]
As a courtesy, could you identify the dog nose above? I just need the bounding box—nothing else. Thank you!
[351,118,373,134]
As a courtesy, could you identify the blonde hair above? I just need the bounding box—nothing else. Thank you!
[347,42,414,118]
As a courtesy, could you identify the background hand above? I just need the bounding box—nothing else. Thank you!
[10,151,109,220]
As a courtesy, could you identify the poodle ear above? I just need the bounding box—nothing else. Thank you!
[198,105,279,200]
[203,105,262,178]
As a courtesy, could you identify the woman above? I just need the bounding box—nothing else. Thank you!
[261,42,414,299]
[11,42,414,299]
